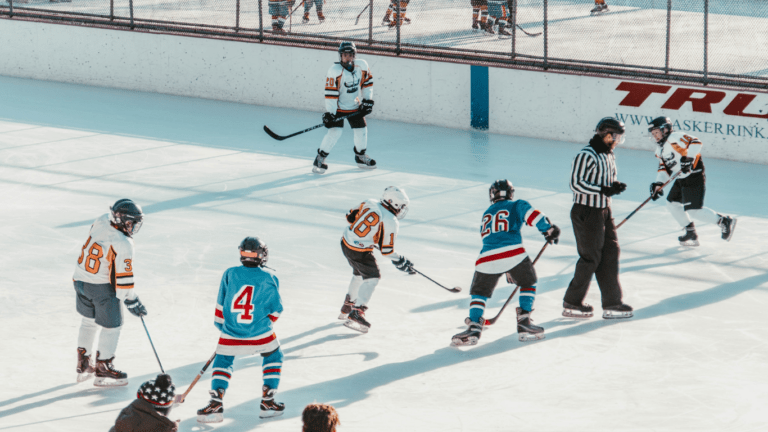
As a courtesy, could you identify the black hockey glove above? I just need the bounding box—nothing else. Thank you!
[322,112,336,128]
[346,208,359,223]
[601,182,627,197]
[649,182,664,201]
[359,99,374,117]
[543,224,560,245]
[680,156,694,174]
[393,256,416,275]
[125,296,147,317]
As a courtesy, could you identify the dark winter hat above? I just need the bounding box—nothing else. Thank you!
[137,374,176,407]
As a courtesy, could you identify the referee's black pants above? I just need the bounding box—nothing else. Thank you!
[563,203,624,308]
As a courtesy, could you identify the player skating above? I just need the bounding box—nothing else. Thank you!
[269,0,290,34]
[484,0,512,37]
[452,180,560,346]
[382,0,411,26]
[647,117,736,246]
[313,42,375,174]
[197,237,285,422]
[73,199,147,387]
[590,0,608,14]
[338,186,416,333]
[302,0,325,23]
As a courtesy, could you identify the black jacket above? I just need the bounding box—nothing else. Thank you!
[109,399,178,432]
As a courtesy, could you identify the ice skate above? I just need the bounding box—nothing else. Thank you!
[464,316,487,328]
[451,320,482,346]
[260,385,285,418]
[76,347,94,383]
[338,294,355,320]
[718,215,737,242]
[317,11,325,22]
[678,223,699,247]
[302,12,310,23]
[344,306,370,333]
[354,148,376,170]
[197,389,225,423]
[483,21,495,35]
[272,24,287,35]
[590,3,608,14]
[382,13,391,25]
[313,149,329,174]
[472,19,479,30]
[497,25,513,38]
[602,303,633,319]
[516,307,545,342]
[562,301,594,318]
[93,352,128,387]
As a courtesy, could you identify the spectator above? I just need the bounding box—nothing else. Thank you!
[302,403,340,432]
[109,374,178,432]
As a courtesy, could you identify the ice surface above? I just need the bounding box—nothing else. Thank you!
[0,75,767,432]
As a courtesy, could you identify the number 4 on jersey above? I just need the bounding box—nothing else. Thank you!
[233,285,255,322]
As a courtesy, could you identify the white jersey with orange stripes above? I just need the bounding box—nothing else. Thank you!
[324,59,374,114]
[342,199,401,259]
[73,214,137,301]
[655,131,704,182]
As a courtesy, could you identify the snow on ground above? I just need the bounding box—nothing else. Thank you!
[8,0,768,77]
[0,75,767,432]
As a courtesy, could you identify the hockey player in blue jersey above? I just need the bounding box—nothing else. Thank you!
[197,237,285,423]
[451,180,560,346]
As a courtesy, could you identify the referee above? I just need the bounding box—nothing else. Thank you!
[563,117,633,320]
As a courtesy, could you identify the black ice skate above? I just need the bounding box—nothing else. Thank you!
[313,149,329,174]
[93,352,128,387]
[451,320,483,346]
[76,347,94,383]
[516,307,545,342]
[354,148,377,170]
[464,316,487,328]
[602,303,633,319]
[679,223,699,247]
[472,19,479,30]
[318,11,325,22]
[718,215,737,242]
[344,306,371,333]
[302,12,310,23]
[497,24,513,38]
[260,385,285,418]
[483,21,496,35]
[382,13,391,25]
[197,389,225,423]
[272,24,287,35]
[590,3,608,14]
[338,294,355,320]
[562,301,594,318]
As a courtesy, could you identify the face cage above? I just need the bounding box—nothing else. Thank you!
[611,132,626,145]
[126,219,143,235]
[339,52,356,69]
[647,126,669,144]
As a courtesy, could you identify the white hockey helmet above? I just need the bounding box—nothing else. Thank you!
[381,186,410,220]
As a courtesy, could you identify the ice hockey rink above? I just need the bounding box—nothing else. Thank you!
[1,75,767,432]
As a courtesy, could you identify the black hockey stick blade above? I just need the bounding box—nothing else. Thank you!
[412,268,462,293]
[354,4,370,25]
[263,113,357,141]
[516,24,542,37]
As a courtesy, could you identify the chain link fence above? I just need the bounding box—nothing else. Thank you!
[2,0,767,89]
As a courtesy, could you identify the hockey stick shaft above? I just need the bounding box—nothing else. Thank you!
[516,24,541,37]
[263,112,358,141]
[616,171,681,229]
[140,316,165,374]
[412,268,462,293]
[354,3,370,25]
[290,0,304,16]
[175,352,217,404]
[485,241,549,325]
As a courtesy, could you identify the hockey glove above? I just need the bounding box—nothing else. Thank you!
[393,256,416,274]
[125,297,147,317]
[649,182,664,201]
[601,182,627,197]
[680,156,694,174]
[322,112,336,128]
[359,99,374,117]
[346,208,360,223]
[543,224,560,245]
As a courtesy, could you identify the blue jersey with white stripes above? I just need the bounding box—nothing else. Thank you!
[214,266,283,339]
[480,199,551,253]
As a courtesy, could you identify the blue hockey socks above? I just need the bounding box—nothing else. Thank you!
[469,295,488,323]
[519,286,536,312]
[211,355,234,391]
[262,347,283,390]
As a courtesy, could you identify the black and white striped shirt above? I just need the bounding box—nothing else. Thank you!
[570,142,618,208]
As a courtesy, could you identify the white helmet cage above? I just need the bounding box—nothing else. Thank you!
[381,186,410,220]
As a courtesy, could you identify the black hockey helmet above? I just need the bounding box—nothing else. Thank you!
[595,117,626,145]
[110,198,144,237]
[489,179,514,203]
[239,236,268,267]
[338,41,357,72]
[647,116,673,142]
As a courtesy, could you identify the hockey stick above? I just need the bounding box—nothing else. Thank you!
[173,352,217,404]
[515,24,541,37]
[483,241,549,326]
[354,4,369,25]
[263,112,358,141]
[290,0,305,16]
[140,316,165,374]
[412,268,462,293]
[616,171,681,229]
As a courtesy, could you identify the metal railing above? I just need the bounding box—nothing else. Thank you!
[2,0,767,90]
